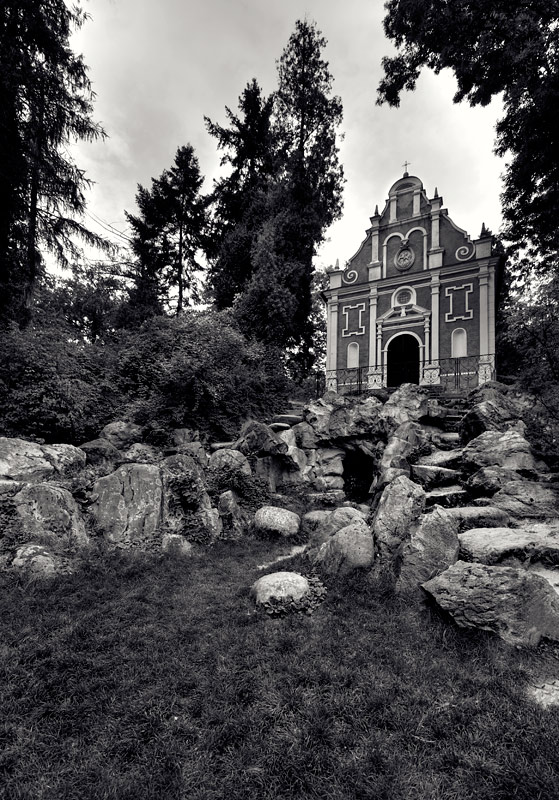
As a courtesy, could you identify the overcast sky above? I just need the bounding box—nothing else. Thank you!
[71,0,505,270]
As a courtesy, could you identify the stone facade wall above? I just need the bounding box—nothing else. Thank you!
[324,173,502,388]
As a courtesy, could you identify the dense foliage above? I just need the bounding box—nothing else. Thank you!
[115,311,290,441]
[206,20,343,368]
[0,0,106,326]
[378,0,559,278]
[0,301,290,444]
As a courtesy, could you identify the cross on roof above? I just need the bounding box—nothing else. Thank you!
[402,160,411,174]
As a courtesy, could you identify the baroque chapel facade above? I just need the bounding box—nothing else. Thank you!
[323,172,502,391]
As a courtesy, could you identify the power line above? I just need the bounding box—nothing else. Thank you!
[86,210,132,243]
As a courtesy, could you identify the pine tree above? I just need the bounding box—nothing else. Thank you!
[0,0,106,325]
[126,145,209,316]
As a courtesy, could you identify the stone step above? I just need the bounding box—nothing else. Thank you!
[445,505,511,532]
[458,526,559,566]
[444,421,462,434]
[269,422,291,432]
[425,485,470,508]
[431,432,461,450]
[417,447,464,469]
[269,413,304,426]
[411,464,463,490]
[305,490,347,508]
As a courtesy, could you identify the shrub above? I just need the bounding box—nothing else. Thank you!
[114,311,291,441]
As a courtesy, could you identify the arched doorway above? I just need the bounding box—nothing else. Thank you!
[386,334,420,387]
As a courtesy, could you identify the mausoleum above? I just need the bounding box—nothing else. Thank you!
[323,171,503,392]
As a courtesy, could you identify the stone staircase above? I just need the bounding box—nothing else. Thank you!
[268,399,305,432]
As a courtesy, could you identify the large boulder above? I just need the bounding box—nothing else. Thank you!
[382,422,428,470]
[381,384,429,426]
[41,444,86,476]
[0,438,54,483]
[252,571,310,605]
[315,448,345,477]
[291,421,318,450]
[416,447,464,470]
[462,431,545,475]
[278,428,297,448]
[208,448,252,477]
[99,421,143,450]
[253,506,301,538]
[314,525,374,577]
[480,479,559,520]
[328,396,385,440]
[303,396,338,441]
[458,524,559,565]
[161,454,221,542]
[460,400,526,444]
[122,443,160,464]
[0,438,85,483]
[79,438,121,475]
[218,490,247,540]
[372,475,426,569]
[12,483,89,553]
[411,465,462,490]
[11,544,65,578]
[313,475,345,491]
[422,560,559,647]
[235,421,288,458]
[303,506,368,548]
[89,463,163,547]
[396,506,460,594]
[445,505,511,532]
[461,382,533,444]
[466,466,523,495]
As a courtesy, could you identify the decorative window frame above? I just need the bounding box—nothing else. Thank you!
[347,342,360,368]
[451,327,468,358]
[445,283,474,322]
[390,285,417,308]
[341,302,366,336]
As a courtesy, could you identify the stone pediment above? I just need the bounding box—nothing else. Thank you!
[377,303,431,325]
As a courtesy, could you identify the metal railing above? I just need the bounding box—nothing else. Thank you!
[322,355,495,396]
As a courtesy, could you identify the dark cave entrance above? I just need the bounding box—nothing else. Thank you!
[342,448,378,503]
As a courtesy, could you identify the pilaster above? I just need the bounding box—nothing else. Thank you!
[479,263,489,356]
[430,271,440,362]
[326,295,339,384]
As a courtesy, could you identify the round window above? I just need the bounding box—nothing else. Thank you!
[396,289,412,305]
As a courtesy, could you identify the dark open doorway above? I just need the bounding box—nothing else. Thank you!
[342,448,378,503]
[386,334,420,387]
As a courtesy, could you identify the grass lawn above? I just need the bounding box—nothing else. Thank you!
[1,537,558,800]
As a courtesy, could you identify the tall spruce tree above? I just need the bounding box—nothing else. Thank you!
[219,20,344,370]
[0,0,106,326]
[205,79,276,308]
[126,145,208,316]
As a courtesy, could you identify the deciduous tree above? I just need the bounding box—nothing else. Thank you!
[378,0,559,275]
